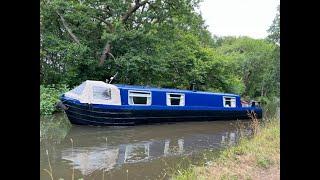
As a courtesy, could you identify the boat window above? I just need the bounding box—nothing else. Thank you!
[128,91,151,105]
[167,93,185,106]
[92,86,111,100]
[223,96,236,107]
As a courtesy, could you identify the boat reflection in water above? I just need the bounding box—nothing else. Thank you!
[60,122,243,176]
[62,147,119,175]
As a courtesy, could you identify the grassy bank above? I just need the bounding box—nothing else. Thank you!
[172,117,280,180]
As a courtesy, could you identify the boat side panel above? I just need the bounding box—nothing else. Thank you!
[62,96,258,111]
[62,97,262,126]
[185,92,217,107]
[119,88,240,108]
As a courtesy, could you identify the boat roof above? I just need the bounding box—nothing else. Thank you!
[73,80,239,96]
[114,84,239,97]
[77,80,239,97]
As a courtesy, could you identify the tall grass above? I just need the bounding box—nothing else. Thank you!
[43,150,54,180]
[247,111,260,136]
[71,138,74,180]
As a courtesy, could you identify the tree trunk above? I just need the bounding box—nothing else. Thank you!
[56,10,80,44]
[121,0,148,23]
[99,42,116,66]
[99,0,150,66]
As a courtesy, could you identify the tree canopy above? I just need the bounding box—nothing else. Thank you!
[267,5,280,45]
[41,0,280,102]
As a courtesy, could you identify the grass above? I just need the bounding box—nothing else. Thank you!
[43,149,54,180]
[172,167,198,180]
[171,116,280,180]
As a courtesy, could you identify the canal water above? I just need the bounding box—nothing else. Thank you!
[40,113,252,180]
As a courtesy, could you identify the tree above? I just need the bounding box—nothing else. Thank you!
[41,0,280,102]
[267,5,280,45]
[40,0,212,87]
[215,37,279,98]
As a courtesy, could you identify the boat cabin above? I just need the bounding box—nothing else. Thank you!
[64,80,258,108]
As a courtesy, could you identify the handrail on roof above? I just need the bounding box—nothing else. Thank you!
[106,72,118,84]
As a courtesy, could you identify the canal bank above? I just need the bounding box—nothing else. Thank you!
[172,117,280,180]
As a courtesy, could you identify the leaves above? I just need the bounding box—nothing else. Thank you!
[267,5,280,45]
[41,0,280,105]
[40,84,69,115]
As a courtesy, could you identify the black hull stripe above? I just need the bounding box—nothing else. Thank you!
[66,109,249,120]
[65,103,132,115]
[66,113,250,126]
[65,104,256,119]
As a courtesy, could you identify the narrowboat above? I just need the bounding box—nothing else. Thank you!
[59,80,262,126]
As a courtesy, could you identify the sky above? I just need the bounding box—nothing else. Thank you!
[199,0,280,39]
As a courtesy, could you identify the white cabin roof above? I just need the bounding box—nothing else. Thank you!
[64,80,121,105]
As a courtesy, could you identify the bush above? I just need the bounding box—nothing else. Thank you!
[260,96,280,119]
[40,84,69,115]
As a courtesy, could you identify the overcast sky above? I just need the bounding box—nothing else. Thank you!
[199,0,280,39]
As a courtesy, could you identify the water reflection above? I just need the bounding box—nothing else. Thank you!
[221,132,237,146]
[40,113,71,144]
[59,124,244,176]
[164,139,184,156]
[124,143,150,163]
[41,117,251,179]
[62,147,119,175]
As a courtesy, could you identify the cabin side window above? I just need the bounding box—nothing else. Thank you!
[128,91,151,105]
[223,96,236,107]
[92,86,111,100]
[166,93,185,106]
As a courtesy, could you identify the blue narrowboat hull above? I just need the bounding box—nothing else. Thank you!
[61,96,262,126]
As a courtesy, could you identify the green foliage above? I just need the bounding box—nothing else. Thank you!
[215,37,280,98]
[267,5,280,45]
[41,0,280,104]
[261,96,280,119]
[172,168,198,180]
[41,0,211,87]
[40,84,69,115]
